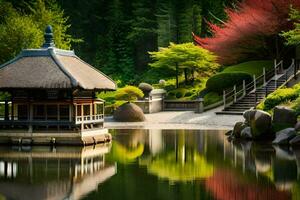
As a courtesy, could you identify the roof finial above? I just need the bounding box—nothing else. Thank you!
[42,25,55,48]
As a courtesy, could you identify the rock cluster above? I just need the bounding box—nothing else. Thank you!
[230,106,299,145]
[230,109,272,140]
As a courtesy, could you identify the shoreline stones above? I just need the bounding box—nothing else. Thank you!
[295,122,300,132]
[230,108,300,145]
[272,128,296,144]
[231,109,272,140]
[273,106,297,126]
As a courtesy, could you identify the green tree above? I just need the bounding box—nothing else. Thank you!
[0,0,78,64]
[115,86,144,102]
[282,7,300,46]
[149,43,219,88]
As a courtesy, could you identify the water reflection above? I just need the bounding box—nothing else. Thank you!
[0,144,116,200]
[1,130,300,200]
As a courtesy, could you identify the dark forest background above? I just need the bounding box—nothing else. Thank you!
[5,0,238,85]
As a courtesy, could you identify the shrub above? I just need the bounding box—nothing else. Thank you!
[204,92,222,106]
[206,72,252,93]
[138,83,153,97]
[290,97,300,116]
[115,86,144,102]
[262,87,299,111]
[167,88,189,99]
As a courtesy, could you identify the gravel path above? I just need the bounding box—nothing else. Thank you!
[105,106,243,130]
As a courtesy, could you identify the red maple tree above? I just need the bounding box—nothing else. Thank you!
[194,0,300,65]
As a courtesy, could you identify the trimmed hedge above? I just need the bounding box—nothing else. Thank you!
[206,72,252,93]
[115,86,144,102]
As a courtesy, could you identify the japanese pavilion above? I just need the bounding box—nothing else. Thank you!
[0,25,116,145]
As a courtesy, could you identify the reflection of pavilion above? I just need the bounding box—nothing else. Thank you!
[0,145,116,200]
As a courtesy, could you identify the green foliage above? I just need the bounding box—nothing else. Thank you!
[223,60,273,76]
[0,0,79,64]
[149,42,219,88]
[258,85,300,111]
[165,78,207,100]
[115,86,144,102]
[290,96,300,116]
[203,92,222,106]
[149,42,219,75]
[281,7,300,46]
[206,72,252,93]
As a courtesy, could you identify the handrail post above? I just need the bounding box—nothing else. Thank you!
[253,75,256,92]
[293,58,297,79]
[243,80,246,96]
[223,90,226,109]
[233,85,237,102]
[263,67,266,86]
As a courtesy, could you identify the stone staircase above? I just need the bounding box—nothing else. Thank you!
[216,60,298,115]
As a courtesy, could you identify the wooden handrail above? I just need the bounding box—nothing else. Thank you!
[223,59,286,109]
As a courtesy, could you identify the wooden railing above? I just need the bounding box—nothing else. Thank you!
[223,59,298,110]
[75,114,104,125]
[223,59,284,109]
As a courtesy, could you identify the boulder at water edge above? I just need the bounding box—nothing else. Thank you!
[241,127,252,139]
[295,121,300,132]
[289,135,300,145]
[114,102,146,122]
[272,128,296,144]
[232,122,248,138]
[273,106,297,126]
[243,109,272,139]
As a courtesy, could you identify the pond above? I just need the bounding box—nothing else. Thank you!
[0,129,299,200]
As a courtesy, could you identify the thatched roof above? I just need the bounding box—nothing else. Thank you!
[0,25,116,91]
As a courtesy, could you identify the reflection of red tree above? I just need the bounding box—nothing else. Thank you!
[205,169,290,200]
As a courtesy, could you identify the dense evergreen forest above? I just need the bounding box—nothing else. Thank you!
[4,0,238,85]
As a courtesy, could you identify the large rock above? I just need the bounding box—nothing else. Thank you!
[232,122,248,138]
[273,106,297,126]
[243,109,256,125]
[113,102,146,122]
[272,128,296,144]
[295,121,300,132]
[289,135,300,145]
[243,109,272,139]
[241,127,252,139]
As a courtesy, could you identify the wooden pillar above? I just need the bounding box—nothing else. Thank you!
[28,103,33,133]
[11,100,14,121]
[90,103,93,119]
[57,104,60,121]
[94,103,97,115]
[81,104,84,130]
[4,100,9,121]
[69,104,73,122]
[74,104,77,124]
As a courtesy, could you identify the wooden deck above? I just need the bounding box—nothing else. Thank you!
[0,128,111,146]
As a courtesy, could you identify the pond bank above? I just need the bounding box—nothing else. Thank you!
[105,106,243,130]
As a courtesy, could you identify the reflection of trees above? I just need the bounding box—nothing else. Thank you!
[109,141,144,164]
[224,141,299,195]
[205,169,291,200]
[140,131,213,182]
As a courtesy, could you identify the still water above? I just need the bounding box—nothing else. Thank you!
[0,129,299,200]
